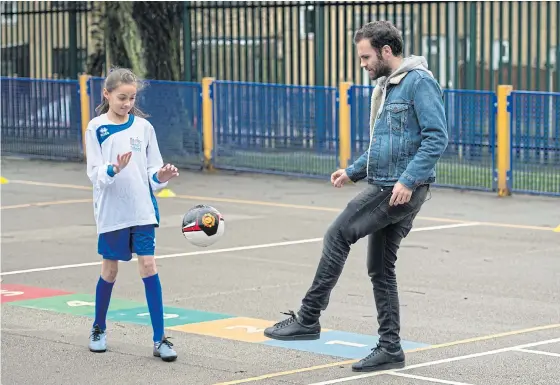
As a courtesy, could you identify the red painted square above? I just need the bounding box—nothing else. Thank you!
[0,284,72,303]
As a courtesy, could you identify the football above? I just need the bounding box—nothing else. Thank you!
[181,204,224,247]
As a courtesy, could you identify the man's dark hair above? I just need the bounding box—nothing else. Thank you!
[354,20,403,56]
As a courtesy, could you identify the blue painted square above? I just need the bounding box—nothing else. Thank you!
[105,305,233,327]
[262,330,429,359]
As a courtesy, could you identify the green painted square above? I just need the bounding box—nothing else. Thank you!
[7,293,143,317]
[105,306,234,327]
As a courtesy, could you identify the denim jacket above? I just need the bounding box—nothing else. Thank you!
[345,56,448,190]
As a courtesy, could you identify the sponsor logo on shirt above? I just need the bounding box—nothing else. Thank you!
[130,137,142,152]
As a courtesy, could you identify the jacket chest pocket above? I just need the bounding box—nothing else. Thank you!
[385,103,409,132]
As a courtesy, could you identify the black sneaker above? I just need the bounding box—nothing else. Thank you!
[263,310,321,340]
[351,344,405,372]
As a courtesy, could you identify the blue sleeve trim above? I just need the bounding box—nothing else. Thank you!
[107,165,116,177]
[152,172,161,184]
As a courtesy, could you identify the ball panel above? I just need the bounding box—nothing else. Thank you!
[199,212,219,236]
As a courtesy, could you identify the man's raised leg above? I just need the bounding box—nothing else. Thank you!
[264,185,396,340]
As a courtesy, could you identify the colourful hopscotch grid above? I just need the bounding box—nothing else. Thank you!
[2,283,429,359]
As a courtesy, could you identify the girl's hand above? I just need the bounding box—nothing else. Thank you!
[113,152,132,174]
[157,163,179,183]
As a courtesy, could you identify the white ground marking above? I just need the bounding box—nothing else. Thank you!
[514,348,560,358]
[387,373,475,385]
[305,337,560,385]
[0,213,260,244]
[0,222,479,276]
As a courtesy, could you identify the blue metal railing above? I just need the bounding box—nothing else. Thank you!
[1,76,83,160]
[1,75,558,197]
[349,86,497,191]
[509,90,560,196]
[211,80,339,177]
[88,77,204,169]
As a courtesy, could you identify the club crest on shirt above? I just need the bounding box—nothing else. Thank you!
[130,137,142,152]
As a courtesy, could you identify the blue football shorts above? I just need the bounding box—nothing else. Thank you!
[98,224,156,261]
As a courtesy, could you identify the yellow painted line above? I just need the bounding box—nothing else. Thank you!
[478,221,558,232]
[8,180,92,191]
[554,225,560,233]
[409,323,560,352]
[1,199,92,210]
[6,179,557,232]
[173,195,556,232]
[212,323,560,385]
[175,194,340,213]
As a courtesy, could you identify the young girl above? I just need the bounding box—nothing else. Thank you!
[85,67,179,362]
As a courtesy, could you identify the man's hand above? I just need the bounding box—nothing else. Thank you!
[389,182,412,206]
[331,169,350,188]
[157,163,179,183]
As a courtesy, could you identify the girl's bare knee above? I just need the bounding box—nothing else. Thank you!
[101,260,119,282]
[137,256,157,278]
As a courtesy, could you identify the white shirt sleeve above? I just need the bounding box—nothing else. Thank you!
[85,125,117,190]
[145,123,168,191]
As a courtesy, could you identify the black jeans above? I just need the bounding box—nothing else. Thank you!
[298,183,429,351]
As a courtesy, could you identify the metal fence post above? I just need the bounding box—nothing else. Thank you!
[338,82,352,169]
[79,74,91,158]
[496,84,512,197]
[202,77,214,170]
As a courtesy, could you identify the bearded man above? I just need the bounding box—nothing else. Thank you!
[264,20,449,373]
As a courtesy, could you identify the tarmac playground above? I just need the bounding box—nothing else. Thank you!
[1,157,559,385]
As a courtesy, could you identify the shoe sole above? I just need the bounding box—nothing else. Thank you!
[154,352,178,362]
[352,361,405,372]
[89,347,106,353]
[263,331,321,341]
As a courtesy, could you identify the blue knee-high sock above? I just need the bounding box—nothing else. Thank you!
[93,276,114,330]
[142,273,164,342]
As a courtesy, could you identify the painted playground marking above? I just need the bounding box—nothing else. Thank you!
[1,283,428,360]
[6,179,558,232]
[304,337,560,385]
[0,199,92,210]
[0,238,323,276]
[385,373,475,385]
[212,323,560,385]
[514,348,560,358]
[0,223,479,276]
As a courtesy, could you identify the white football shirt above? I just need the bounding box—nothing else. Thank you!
[85,113,168,234]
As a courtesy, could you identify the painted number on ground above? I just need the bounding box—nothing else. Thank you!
[325,340,368,348]
[67,300,95,307]
[1,289,24,297]
[137,312,179,320]
[225,325,265,334]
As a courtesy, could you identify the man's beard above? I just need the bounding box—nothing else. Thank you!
[369,61,392,80]
[368,50,393,80]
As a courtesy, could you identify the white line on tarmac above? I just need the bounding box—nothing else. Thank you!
[306,337,560,385]
[0,222,479,276]
[387,373,475,385]
[406,223,480,232]
[514,348,560,358]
